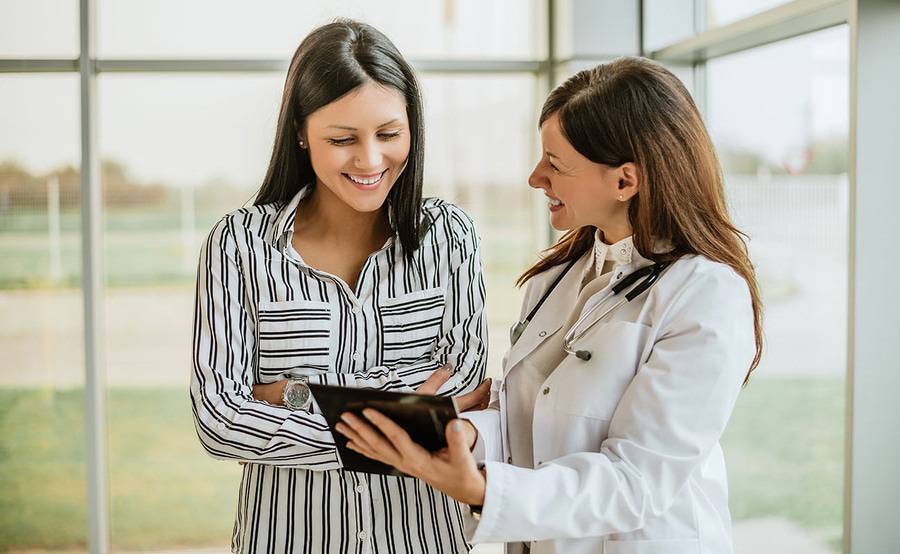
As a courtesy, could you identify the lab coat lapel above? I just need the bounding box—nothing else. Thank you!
[504,252,591,375]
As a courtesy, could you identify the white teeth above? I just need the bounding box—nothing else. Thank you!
[549,198,563,207]
[347,172,384,185]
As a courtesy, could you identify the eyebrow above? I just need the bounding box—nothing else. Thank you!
[327,118,401,131]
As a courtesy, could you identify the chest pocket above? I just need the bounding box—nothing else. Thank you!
[552,320,651,421]
[379,286,446,366]
[257,300,332,377]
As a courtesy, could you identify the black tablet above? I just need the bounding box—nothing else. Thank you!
[308,383,460,476]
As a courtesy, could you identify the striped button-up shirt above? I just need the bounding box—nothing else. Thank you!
[190,188,488,553]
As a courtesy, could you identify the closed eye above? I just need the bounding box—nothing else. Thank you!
[327,137,353,146]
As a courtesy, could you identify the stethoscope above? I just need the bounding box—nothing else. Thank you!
[510,257,670,361]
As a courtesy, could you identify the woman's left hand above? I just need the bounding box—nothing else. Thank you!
[336,409,487,507]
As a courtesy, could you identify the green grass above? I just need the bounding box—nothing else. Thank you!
[0,379,844,551]
[723,377,845,548]
[0,387,240,551]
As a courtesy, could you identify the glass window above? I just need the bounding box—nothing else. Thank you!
[0,0,79,58]
[97,0,545,60]
[707,25,849,553]
[643,0,697,52]
[98,74,279,549]
[0,74,86,550]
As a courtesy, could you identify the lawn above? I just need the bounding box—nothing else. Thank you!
[0,378,845,551]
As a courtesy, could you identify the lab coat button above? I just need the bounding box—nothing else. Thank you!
[542,387,550,395]
[538,331,547,337]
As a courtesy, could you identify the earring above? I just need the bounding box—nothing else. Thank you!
[298,138,306,148]
[618,194,624,201]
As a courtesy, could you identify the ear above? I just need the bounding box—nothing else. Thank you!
[616,162,641,201]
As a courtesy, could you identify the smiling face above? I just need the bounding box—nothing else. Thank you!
[529,113,638,237]
[303,81,411,214]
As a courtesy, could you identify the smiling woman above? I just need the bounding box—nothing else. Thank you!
[189,19,490,554]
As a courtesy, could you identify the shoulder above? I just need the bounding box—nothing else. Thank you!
[419,197,480,247]
[204,202,281,252]
[652,254,754,324]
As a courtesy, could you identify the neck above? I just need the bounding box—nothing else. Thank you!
[596,216,632,245]
[295,184,391,249]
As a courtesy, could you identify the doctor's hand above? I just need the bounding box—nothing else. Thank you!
[335,410,487,507]
[454,377,492,412]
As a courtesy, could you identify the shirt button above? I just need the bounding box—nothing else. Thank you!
[352,306,361,315]
[357,530,368,541]
[542,387,550,395]
[616,272,623,279]
[356,484,366,493]
[217,421,226,431]
[538,331,547,337]
[352,352,361,361]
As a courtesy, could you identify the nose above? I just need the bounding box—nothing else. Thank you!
[528,164,548,190]
[355,139,384,170]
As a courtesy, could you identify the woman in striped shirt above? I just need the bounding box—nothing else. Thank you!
[190,19,490,554]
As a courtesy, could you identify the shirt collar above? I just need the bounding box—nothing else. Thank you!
[272,186,311,249]
[271,185,398,254]
[593,230,637,275]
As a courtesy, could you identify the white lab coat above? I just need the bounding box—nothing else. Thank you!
[463,247,755,554]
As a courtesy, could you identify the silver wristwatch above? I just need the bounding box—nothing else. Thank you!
[282,377,312,411]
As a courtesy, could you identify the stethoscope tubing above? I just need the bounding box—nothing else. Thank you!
[562,261,670,360]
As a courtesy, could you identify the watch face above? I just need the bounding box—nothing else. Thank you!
[286,382,310,409]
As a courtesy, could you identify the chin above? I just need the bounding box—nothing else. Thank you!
[343,190,391,213]
[549,213,574,232]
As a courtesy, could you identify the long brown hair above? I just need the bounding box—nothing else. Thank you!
[520,57,763,382]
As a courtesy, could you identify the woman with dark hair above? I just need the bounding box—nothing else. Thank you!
[190,19,489,553]
[338,57,764,554]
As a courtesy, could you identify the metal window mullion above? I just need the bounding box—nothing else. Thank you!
[649,0,848,63]
[79,0,109,553]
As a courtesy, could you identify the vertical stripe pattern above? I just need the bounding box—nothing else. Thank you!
[190,189,488,553]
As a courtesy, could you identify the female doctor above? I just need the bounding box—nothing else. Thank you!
[336,57,763,554]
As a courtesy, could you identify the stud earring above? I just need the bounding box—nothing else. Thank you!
[618,194,624,201]
[298,138,306,148]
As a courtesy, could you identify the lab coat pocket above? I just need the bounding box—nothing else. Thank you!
[553,321,650,421]
[603,538,700,554]
[257,300,332,375]
[379,286,446,365]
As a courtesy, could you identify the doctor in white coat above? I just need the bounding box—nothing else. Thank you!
[337,57,764,554]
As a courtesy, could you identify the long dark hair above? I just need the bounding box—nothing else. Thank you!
[519,57,763,383]
[254,19,425,254]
